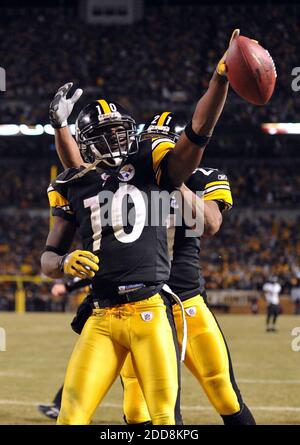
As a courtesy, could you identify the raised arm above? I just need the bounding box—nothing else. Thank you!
[55,127,83,169]
[178,167,233,236]
[49,83,84,169]
[180,184,223,236]
[167,29,240,187]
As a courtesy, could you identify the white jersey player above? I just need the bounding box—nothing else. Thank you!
[263,277,281,331]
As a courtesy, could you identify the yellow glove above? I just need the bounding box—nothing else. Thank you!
[61,250,99,278]
[216,29,240,77]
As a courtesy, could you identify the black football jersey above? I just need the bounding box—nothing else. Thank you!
[47,137,175,293]
[167,167,233,299]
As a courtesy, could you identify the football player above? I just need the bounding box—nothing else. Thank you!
[40,110,255,426]
[119,113,256,425]
[41,30,238,425]
[263,276,282,332]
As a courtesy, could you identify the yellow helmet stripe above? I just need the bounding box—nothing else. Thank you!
[157,112,171,127]
[97,99,111,114]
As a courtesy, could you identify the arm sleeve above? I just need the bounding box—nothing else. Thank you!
[262,283,268,292]
[47,182,75,222]
[186,168,233,210]
[151,137,175,188]
[65,277,91,293]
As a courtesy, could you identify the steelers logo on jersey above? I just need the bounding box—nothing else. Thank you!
[118,164,135,182]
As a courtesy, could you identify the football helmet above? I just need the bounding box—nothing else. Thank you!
[140,112,180,142]
[75,99,139,167]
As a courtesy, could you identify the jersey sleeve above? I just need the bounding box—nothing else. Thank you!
[151,137,175,187]
[186,167,233,210]
[65,277,91,292]
[263,283,269,292]
[47,171,75,222]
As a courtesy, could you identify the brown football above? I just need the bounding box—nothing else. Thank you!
[226,36,277,105]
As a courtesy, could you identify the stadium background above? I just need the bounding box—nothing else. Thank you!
[0,0,300,425]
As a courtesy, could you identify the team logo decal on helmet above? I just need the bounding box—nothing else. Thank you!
[75,99,139,167]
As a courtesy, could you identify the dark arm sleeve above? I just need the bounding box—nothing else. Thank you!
[65,278,91,293]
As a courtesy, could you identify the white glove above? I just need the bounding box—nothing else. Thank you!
[49,82,83,128]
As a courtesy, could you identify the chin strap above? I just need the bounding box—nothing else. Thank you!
[162,284,187,362]
[56,160,102,184]
[56,156,126,184]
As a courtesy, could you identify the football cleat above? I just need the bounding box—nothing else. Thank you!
[38,404,60,420]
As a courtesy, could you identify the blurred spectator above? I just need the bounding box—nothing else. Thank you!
[0,3,298,125]
[2,158,300,209]
[0,194,299,295]
[201,213,300,292]
[1,2,300,307]
[291,279,300,315]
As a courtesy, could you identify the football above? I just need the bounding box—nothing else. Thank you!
[226,35,277,105]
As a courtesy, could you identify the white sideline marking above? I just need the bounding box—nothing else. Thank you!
[239,379,300,385]
[182,377,300,385]
[0,372,33,378]
[182,405,300,412]
[0,400,300,412]
[0,400,36,406]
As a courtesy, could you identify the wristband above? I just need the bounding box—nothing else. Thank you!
[59,254,69,273]
[44,245,67,256]
[185,121,211,147]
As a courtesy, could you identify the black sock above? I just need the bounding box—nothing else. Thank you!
[53,386,63,408]
[123,415,152,425]
[221,404,256,425]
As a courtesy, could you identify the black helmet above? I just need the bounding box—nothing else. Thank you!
[141,112,180,142]
[75,99,139,167]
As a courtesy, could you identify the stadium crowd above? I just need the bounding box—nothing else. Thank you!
[202,214,300,293]
[1,159,300,210]
[0,3,299,125]
[0,2,299,310]
[0,208,299,310]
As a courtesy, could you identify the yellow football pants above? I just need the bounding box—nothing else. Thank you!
[57,293,180,425]
[122,295,241,423]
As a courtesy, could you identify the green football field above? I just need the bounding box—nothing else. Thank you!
[0,312,300,425]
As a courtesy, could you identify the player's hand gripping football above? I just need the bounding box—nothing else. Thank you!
[60,250,99,279]
[216,29,240,77]
[49,82,83,128]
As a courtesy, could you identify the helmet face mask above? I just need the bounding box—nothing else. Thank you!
[76,101,139,167]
